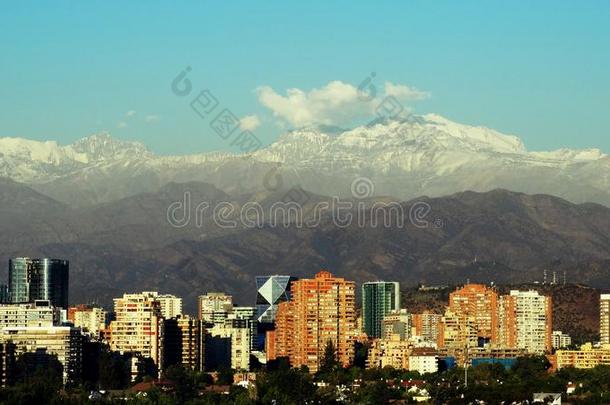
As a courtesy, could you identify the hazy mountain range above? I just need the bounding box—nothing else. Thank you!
[1,114,608,207]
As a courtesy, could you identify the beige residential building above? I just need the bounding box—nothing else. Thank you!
[0,301,57,328]
[411,311,442,345]
[367,335,411,369]
[367,337,438,373]
[68,305,107,337]
[439,309,478,349]
[600,294,610,345]
[0,326,82,384]
[556,343,610,369]
[156,294,183,319]
[109,292,164,368]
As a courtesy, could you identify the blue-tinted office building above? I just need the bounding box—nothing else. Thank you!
[8,258,69,309]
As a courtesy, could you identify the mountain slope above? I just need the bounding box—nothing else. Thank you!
[1,180,608,312]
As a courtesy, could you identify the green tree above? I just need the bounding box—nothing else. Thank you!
[256,366,316,405]
[318,339,340,375]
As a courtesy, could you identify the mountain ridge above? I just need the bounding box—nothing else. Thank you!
[1,114,608,207]
[0,179,608,311]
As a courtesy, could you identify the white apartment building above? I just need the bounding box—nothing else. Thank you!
[0,300,58,328]
[408,353,439,374]
[507,290,552,354]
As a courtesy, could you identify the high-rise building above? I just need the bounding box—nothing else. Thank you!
[439,308,478,349]
[163,314,204,372]
[497,290,552,354]
[230,307,257,351]
[411,311,442,345]
[109,292,164,369]
[156,294,183,319]
[8,258,69,309]
[269,270,357,373]
[600,294,610,345]
[362,281,400,338]
[255,275,297,323]
[443,284,498,347]
[206,320,251,371]
[198,292,233,323]
[0,326,82,384]
[0,300,58,328]
[68,305,107,338]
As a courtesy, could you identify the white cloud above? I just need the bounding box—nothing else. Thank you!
[145,114,160,123]
[125,110,137,118]
[239,114,261,131]
[256,80,429,127]
[117,121,128,128]
[384,82,430,100]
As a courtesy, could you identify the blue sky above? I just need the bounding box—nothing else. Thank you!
[1,1,609,155]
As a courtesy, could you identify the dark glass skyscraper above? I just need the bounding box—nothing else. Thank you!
[362,281,400,338]
[8,258,69,309]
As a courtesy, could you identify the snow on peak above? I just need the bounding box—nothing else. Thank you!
[0,137,73,163]
[71,132,152,161]
[421,113,526,154]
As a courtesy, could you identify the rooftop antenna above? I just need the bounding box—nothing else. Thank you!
[552,271,557,285]
[563,270,567,286]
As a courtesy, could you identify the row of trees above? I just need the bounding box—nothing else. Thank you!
[3,341,610,404]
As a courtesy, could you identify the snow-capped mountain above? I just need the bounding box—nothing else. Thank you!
[1,115,608,206]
